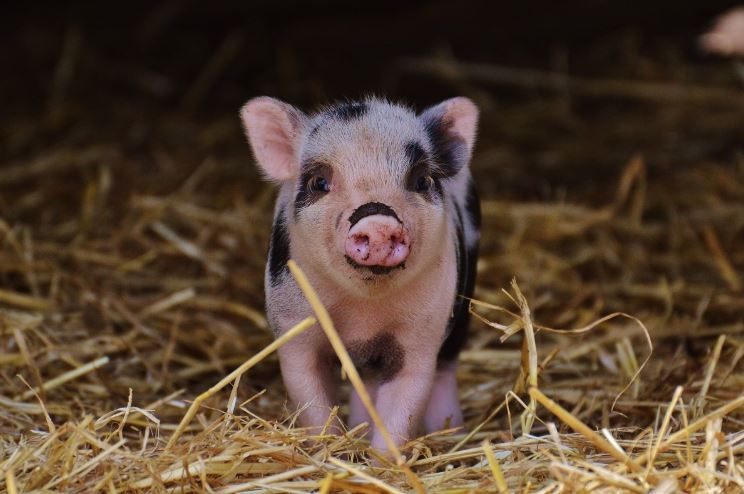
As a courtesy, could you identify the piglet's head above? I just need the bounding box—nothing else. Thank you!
[241,96,478,294]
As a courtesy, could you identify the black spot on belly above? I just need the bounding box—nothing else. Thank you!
[347,332,405,382]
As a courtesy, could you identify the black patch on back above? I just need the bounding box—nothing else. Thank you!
[348,202,400,228]
[348,332,405,382]
[424,116,468,178]
[268,206,290,285]
[438,187,480,364]
[329,101,368,122]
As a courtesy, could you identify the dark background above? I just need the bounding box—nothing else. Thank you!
[3,1,743,199]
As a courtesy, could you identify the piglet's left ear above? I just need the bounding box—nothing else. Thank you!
[419,97,479,175]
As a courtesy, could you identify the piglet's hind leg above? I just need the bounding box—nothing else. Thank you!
[423,364,464,433]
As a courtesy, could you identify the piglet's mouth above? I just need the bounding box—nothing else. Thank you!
[344,255,406,276]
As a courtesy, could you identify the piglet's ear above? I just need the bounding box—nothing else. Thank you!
[419,97,479,176]
[240,97,308,182]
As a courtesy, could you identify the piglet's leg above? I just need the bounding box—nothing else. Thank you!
[371,358,437,451]
[278,341,338,433]
[423,363,464,433]
[349,381,378,434]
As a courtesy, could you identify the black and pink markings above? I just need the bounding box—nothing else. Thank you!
[242,95,481,451]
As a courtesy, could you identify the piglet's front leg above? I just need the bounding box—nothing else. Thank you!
[371,353,437,452]
[277,339,339,433]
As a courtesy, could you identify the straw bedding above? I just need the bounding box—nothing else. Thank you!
[1,52,743,494]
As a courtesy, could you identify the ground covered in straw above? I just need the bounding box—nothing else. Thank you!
[2,6,744,491]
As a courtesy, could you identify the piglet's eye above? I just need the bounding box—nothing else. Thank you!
[308,175,331,193]
[415,175,434,193]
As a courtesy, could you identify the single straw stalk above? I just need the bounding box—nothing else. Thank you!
[0,288,54,311]
[695,334,726,415]
[5,469,17,494]
[482,439,509,493]
[511,280,538,436]
[17,355,110,400]
[645,386,684,478]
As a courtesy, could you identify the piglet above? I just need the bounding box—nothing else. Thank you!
[240,96,480,452]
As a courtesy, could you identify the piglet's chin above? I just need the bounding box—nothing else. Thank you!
[343,215,410,272]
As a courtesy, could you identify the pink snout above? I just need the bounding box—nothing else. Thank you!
[345,215,410,268]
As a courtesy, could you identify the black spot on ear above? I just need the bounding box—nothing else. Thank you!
[268,206,290,285]
[424,116,468,178]
[438,204,479,364]
[328,101,368,122]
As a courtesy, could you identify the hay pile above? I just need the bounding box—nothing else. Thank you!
[1,60,743,494]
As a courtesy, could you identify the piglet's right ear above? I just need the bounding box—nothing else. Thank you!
[240,97,308,182]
